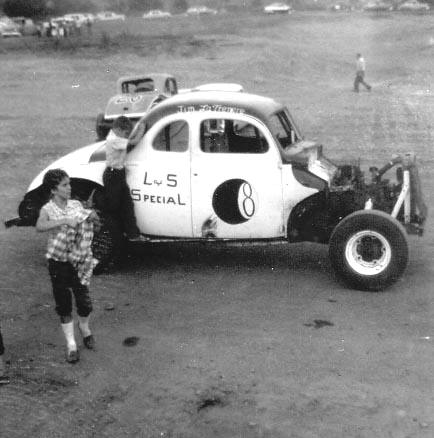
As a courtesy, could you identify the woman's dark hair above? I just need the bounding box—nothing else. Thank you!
[42,168,69,194]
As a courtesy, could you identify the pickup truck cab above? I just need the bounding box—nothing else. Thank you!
[7,90,427,291]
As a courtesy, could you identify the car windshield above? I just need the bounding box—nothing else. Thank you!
[267,109,300,149]
[122,79,155,94]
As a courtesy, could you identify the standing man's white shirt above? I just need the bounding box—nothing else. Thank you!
[105,130,128,170]
[356,57,366,73]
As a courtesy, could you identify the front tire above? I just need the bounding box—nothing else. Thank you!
[329,210,408,291]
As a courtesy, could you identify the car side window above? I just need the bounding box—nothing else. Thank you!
[152,120,189,152]
[200,118,268,154]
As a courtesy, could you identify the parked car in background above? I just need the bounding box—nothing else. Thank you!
[330,2,352,11]
[11,17,38,35]
[0,17,21,37]
[143,9,172,19]
[95,73,178,140]
[96,11,126,21]
[186,6,218,15]
[82,13,96,23]
[363,1,394,10]
[263,2,292,14]
[63,13,91,26]
[397,0,430,10]
[0,26,21,37]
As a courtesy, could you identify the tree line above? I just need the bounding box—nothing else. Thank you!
[0,0,191,18]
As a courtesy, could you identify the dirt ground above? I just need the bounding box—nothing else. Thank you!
[1,11,434,438]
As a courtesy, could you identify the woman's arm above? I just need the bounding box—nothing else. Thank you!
[127,120,146,152]
[35,208,78,232]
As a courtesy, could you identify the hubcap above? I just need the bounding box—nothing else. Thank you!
[345,230,391,276]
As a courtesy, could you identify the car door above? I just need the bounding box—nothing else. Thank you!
[126,113,193,237]
[190,113,284,239]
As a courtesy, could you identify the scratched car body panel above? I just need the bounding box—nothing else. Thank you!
[9,90,427,290]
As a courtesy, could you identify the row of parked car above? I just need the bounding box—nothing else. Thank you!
[363,0,430,11]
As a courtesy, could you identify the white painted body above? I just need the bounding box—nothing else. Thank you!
[27,93,325,240]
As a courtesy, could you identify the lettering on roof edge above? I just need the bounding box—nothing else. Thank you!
[177,105,245,114]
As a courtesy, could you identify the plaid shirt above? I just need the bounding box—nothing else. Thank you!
[42,200,98,285]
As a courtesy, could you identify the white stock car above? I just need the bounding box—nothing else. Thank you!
[95,73,178,140]
[7,90,427,291]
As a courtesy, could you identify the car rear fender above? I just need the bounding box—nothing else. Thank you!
[27,142,105,192]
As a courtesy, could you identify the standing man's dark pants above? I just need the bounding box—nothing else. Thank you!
[354,72,371,92]
[0,328,4,356]
[102,167,140,239]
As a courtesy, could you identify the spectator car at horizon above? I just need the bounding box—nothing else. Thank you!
[0,17,21,37]
[363,1,394,10]
[11,17,38,35]
[95,11,126,21]
[330,2,353,11]
[397,0,430,11]
[95,73,178,140]
[143,9,172,19]
[263,2,292,14]
[186,6,218,15]
[83,13,96,23]
[63,13,93,26]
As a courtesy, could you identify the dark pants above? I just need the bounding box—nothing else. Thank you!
[0,328,4,355]
[102,167,140,239]
[48,260,93,318]
[354,72,371,92]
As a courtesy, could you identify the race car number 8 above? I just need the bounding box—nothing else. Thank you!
[241,182,255,218]
[212,179,257,225]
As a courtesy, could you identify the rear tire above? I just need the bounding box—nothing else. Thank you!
[92,213,117,270]
[329,210,408,291]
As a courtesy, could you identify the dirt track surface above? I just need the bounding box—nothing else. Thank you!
[1,11,434,438]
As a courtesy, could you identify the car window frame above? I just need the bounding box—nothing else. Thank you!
[193,113,277,156]
[149,117,190,153]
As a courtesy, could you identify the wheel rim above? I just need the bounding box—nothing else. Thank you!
[345,230,392,276]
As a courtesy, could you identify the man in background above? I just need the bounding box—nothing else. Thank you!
[354,53,372,92]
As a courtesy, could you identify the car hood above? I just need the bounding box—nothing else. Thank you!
[27,141,106,192]
[281,140,338,182]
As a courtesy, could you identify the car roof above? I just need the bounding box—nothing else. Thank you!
[144,91,285,127]
[117,73,174,86]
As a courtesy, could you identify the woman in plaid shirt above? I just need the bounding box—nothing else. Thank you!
[36,169,99,363]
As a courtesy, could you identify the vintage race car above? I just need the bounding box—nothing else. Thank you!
[6,90,427,291]
[95,73,178,140]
